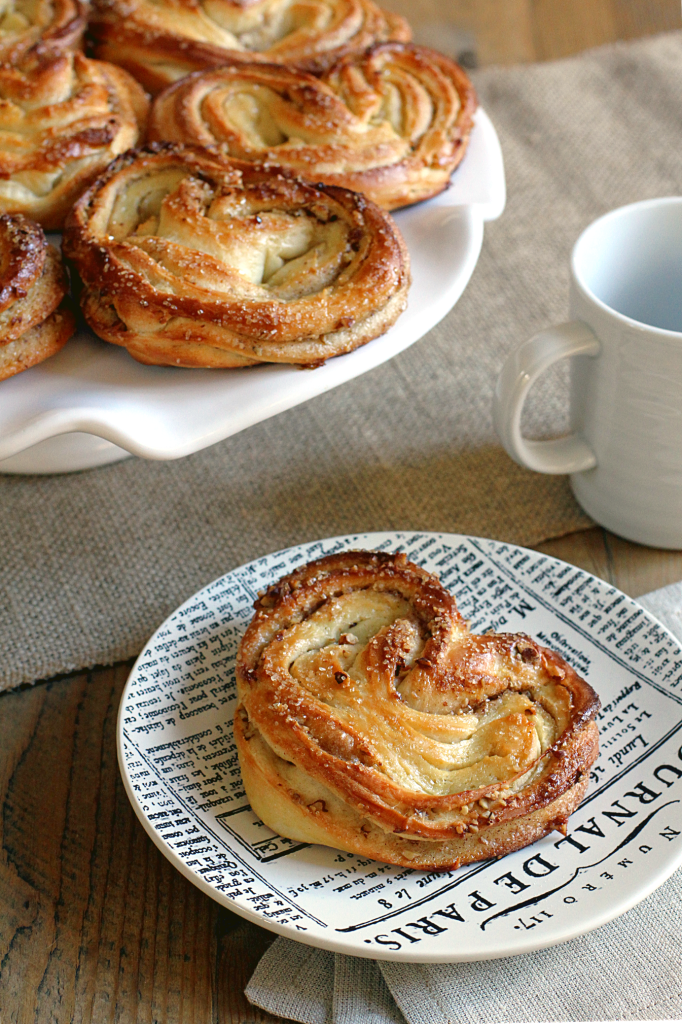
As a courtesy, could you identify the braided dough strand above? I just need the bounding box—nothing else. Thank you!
[0,0,87,66]
[149,43,477,210]
[63,144,410,367]
[92,0,411,94]
[0,212,74,380]
[0,52,148,229]
[235,551,601,869]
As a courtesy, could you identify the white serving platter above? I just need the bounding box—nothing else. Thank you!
[0,110,505,474]
[118,531,682,963]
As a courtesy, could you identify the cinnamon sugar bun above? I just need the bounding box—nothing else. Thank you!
[0,0,87,66]
[0,53,148,229]
[63,144,410,368]
[235,550,600,870]
[91,0,411,96]
[149,43,477,210]
[0,213,74,381]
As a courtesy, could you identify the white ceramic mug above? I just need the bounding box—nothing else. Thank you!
[494,196,682,549]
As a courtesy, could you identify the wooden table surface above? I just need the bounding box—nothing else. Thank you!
[3,2,682,1020]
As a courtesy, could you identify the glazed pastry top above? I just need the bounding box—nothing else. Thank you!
[63,145,410,366]
[236,550,600,841]
[149,43,477,209]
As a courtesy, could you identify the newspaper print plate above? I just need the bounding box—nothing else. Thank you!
[118,532,682,962]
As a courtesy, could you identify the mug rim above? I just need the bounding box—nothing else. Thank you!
[571,195,682,339]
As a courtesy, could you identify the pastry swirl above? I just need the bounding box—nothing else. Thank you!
[91,0,411,95]
[0,0,87,66]
[149,43,477,210]
[235,550,601,869]
[0,213,74,380]
[0,52,149,229]
[63,144,410,368]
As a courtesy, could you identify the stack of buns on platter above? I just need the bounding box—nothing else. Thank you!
[0,0,477,378]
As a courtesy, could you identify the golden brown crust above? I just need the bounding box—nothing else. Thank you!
[63,143,410,368]
[0,213,74,380]
[0,52,149,229]
[148,43,477,210]
[0,0,87,66]
[91,0,411,95]
[234,550,601,869]
[0,304,75,380]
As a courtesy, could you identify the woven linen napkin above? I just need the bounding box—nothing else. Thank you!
[245,579,682,1024]
[4,31,682,689]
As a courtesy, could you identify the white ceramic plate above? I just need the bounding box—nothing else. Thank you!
[0,110,505,474]
[118,531,682,963]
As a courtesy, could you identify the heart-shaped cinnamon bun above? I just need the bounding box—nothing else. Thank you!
[0,53,148,229]
[63,144,410,368]
[149,43,476,210]
[235,551,600,869]
[91,0,411,95]
[0,213,74,380]
[0,0,87,66]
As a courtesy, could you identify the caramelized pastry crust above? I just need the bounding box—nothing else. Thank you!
[0,0,87,66]
[149,43,477,210]
[0,213,74,380]
[91,0,411,95]
[0,53,149,229]
[63,144,410,368]
[235,550,601,869]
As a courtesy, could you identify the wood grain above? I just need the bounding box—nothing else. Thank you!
[382,0,681,64]
[538,527,682,598]
[0,665,282,1023]
[3,2,682,1019]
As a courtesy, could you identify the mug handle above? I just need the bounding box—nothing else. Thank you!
[493,321,601,474]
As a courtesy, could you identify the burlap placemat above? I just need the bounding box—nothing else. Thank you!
[3,31,682,690]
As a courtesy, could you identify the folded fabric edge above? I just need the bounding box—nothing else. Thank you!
[245,937,334,1024]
